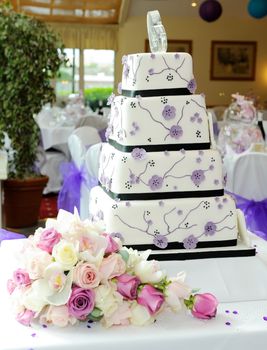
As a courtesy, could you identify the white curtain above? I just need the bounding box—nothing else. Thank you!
[49,23,118,50]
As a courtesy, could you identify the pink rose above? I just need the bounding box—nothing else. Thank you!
[7,279,16,294]
[102,233,119,254]
[137,285,164,315]
[13,269,31,286]
[73,262,100,289]
[37,228,62,254]
[100,253,126,282]
[191,293,218,319]
[67,286,95,320]
[116,274,140,300]
[16,309,35,326]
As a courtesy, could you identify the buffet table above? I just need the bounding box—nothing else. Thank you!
[1,234,267,350]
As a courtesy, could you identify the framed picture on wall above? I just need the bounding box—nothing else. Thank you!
[145,39,192,54]
[210,41,257,81]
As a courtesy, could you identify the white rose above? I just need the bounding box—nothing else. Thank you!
[130,303,154,326]
[52,240,78,270]
[22,280,51,312]
[134,260,166,284]
[95,282,122,318]
[25,250,53,279]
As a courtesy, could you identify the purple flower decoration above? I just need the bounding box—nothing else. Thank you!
[187,78,197,93]
[214,179,219,185]
[191,169,205,187]
[190,116,196,122]
[148,68,154,75]
[121,55,128,65]
[196,157,202,163]
[169,125,183,139]
[177,209,183,215]
[123,64,130,78]
[117,82,122,94]
[129,173,140,184]
[111,232,125,243]
[198,150,204,156]
[107,93,115,106]
[150,53,156,59]
[223,198,228,203]
[148,175,163,191]
[131,148,147,160]
[174,53,180,59]
[147,219,153,226]
[153,235,168,249]
[197,117,203,124]
[204,221,217,236]
[183,235,198,249]
[162,105,176,120]
[159,201,164,207]
[209,164,215,171]
[97,210,104,220]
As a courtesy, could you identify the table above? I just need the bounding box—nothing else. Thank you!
[1,234,267,350]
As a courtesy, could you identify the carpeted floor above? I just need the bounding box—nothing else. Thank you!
[39,194,58,219]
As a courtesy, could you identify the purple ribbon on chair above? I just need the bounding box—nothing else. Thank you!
[0,228,26,244]
[226,191,267,240]
[57,161,97,214]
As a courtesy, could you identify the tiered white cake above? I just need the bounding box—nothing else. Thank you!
[89,51,255,260]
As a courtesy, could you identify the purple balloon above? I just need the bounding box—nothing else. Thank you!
[199,0,223,22]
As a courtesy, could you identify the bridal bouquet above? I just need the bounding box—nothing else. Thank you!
[7,209,218,328]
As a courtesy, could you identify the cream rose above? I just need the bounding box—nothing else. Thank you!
[73,262,100,289]
[52,240,78,270]
[130,303,154,326]
[95,283,122,318]
[134,260,166,284]
[25,250,53,280]
[99,253,126,282]
[41,305,77,327]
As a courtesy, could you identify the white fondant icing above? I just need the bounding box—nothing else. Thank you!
[108,94,209,147]
[121,53,195,92]
[90,187,238,248]
[99,143,223,195]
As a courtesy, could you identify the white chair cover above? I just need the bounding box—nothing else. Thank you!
[67,126,101,219]
[226,152,267,201]
[85,143,103,178]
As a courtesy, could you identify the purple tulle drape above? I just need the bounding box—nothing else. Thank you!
[57,161,97,214]
[227,191,267,240]
[0,229,26,244]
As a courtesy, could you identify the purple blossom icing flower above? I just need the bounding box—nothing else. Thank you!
[177,209,183,215]
[121,55,128,64]
[187,78,197,93]
[148,175,163,191]
[197,118,203,124]
[162,105,176,120]
[174,53,180,59]
[117,82,122,94]
[129,173,139,184]
[150,53,156,59]
[196,157,202,163]
[148,68,154,75]
[190,116,196,122]
[123,64,130,78]
[159,201,164,207]
[223,198,228,203]
[169,125,183,139]
[183,235,198,249]
[214,179,219,185]
[198,150,204,156]
[209,164,215,171]
[107,93,115,106]
[97,210,104,220]
[147,219,153,226]
[153,235,168,249]
[191,169,205,186]
[111,232,125,243]
[131,148,147,160]
[204,221,217,236]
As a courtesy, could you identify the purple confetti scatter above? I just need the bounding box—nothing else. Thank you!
[225,310,230,313]
[31,333,36,338]
[233,311,238,315]
[263,316,267,321]
[42,324,48,328]
[87,325,91,328]
[88,320,94,323]
[225,322,231,326]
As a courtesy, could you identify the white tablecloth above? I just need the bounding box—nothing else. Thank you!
[1,234,267,350]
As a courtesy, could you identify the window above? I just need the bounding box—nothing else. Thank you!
[55,48,114,98]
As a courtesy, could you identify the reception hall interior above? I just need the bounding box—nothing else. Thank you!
[1,0,267,349]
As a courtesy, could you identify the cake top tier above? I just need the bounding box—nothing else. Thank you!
[121,52,196,96]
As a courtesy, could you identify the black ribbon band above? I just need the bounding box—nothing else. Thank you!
[122,88,192,98]
[148,248,256,261]
[108,139,211,153]
[101,185,224,201]
[125,239,237,251]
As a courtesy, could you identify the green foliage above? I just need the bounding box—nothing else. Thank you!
[0,2,67,178]
[84,87,113,111]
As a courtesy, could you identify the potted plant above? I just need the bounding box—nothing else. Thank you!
[0,2,67,228]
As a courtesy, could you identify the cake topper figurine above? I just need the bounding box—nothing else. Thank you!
[147,10,167,53]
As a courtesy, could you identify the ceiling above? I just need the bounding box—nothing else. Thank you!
[5,0,266,24]
[8,0,130,24]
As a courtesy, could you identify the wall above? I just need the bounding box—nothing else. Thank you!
[116,15,267,107]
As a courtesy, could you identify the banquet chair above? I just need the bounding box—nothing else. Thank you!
[229,152,267,237]
[62,126,101,219]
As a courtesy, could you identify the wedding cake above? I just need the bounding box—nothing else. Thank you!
[89,12,255,260]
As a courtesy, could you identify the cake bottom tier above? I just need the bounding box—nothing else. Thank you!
[89,186,242,253]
